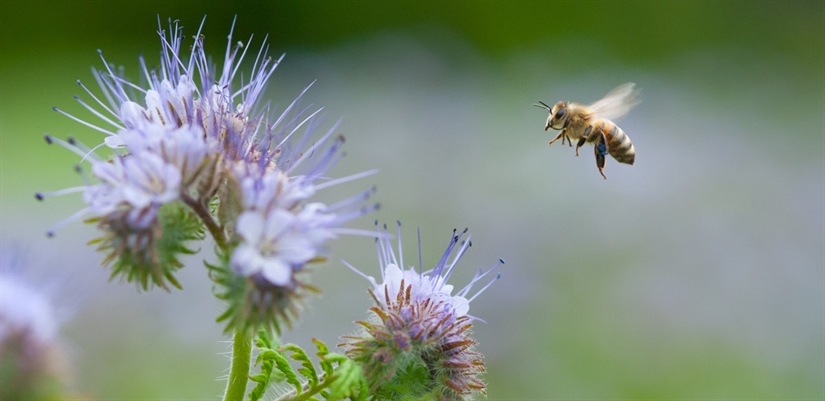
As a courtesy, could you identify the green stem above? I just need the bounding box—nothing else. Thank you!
[181,193,228,249]
[274,374,333,401]
[223,329,253,401]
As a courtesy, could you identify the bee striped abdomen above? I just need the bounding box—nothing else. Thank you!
[604,122,635,165]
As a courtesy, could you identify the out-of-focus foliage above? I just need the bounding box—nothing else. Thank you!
[2,1,821,66]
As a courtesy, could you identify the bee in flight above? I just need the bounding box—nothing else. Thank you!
[534,83,640,179]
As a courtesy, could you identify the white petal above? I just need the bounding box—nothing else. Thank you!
[120,101,147,129]
[379,264,404,300]
[91,158,124,185]
[236,212,265,244]
[144,90,165,125]
[122,186,152,209]
[261,258,292,286]
[274,234,317,264]
[439,283,454,295]
[263,208,294,240]
[451,296,470,317]
[383,264,403,284]
[104,135,125,148]
[83,184,122,215]
[231,243,263,276]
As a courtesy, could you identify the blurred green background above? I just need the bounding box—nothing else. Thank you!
[1,0,823,399]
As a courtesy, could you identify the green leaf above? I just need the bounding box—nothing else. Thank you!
[284,344,319,388]
[314,338,335,379]
[247,330,286,401]
[255,329,273,350]
[323,353,368,401]
[247,340,366,401]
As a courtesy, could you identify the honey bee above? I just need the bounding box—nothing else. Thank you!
[534,83,640,179]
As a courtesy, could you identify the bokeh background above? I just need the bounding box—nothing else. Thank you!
[1,0,823,399]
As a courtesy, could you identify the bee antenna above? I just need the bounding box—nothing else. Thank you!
[533,101,551,110]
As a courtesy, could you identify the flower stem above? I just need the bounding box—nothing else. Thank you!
[181,193,227,249]
[223,329,252,401]
[284,374,333,401]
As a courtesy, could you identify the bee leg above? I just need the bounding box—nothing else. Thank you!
[594,133,608,180]
[576,126,593,157]
[548,129,566,146]
[576,137,586,156]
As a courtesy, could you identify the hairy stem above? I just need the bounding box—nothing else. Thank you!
[180,192,245,399]
[182,193,227,249]
[223,329,253,401]
[274,374,333,401]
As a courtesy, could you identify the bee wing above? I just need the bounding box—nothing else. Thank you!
[588,83,641,121]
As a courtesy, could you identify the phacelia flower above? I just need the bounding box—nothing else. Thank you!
[37,16,377,308]
[342,223,503,400]
[216,159,378,333]
[38,17,283,233]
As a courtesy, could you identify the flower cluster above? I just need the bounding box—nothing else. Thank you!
[38,17,376,331]
[342,224,503,399]
[37,16,507,399]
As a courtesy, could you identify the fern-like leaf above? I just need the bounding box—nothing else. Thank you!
[249,330,289,401]
[273,350,303,394]
[283,344,319,388]
[323,353,368,401]
[250,339,367,401]
[314,338,335,379]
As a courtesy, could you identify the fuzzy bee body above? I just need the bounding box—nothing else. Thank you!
[534,83,640,179]
[592,119,635,165]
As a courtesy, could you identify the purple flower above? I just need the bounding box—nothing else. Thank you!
[228,160,378,287]
[342,224,503,399]
[231,205,336,286]
[38,17,377,297]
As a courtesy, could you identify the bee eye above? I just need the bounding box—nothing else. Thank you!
[554,108,567,120]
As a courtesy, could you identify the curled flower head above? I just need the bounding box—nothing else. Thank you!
[342,223,503,400]
[37,17,377,297]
